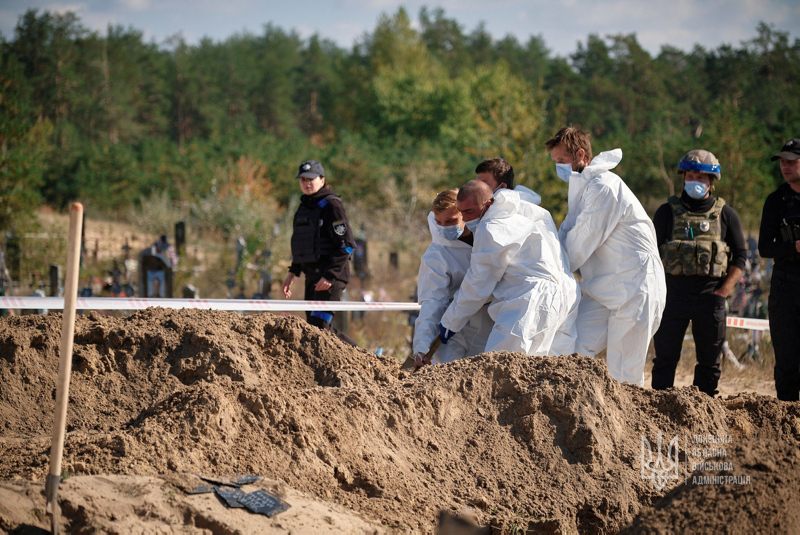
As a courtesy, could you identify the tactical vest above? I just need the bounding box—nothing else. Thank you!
[660,196,730,277]
[291,194,339,264]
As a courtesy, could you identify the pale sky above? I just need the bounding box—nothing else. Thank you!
[1,0,798,56]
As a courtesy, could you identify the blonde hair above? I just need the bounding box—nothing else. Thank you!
[545,126,593,162]
[432,189,458,214]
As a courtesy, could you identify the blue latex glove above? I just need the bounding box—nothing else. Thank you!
[438,323,456,344]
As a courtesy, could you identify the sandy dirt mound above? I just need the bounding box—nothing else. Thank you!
[1,309,799,533]
[0,475,382,534]
[625,396,800,534]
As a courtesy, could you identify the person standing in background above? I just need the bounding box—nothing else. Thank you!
[282,160,356,337]
[758,138,800,401]
[651,150,746,396]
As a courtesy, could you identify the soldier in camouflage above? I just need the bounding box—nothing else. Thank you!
[651,150,747,395]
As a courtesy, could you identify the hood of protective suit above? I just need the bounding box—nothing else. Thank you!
[561,149,623,236]
[511,184,542,206]
[427,211,471,249]
[490,187,549,225]
[480,188,569,284]
[581,149,622,178]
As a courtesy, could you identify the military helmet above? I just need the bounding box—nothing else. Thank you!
[677,149,721,180]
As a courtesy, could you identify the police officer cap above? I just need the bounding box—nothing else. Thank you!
[297,160,325,179]
[771,138,800,161]
[678,149,721,180]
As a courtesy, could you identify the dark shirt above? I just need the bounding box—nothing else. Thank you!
[289,186,355,283]
[653,192,747,295]
[758,183,800,272]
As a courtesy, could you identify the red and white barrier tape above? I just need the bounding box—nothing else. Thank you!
[725,316,769,331]
[0,297,770,330]
[0,297,422,312]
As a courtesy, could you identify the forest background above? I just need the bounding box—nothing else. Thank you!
[1,7,799,298]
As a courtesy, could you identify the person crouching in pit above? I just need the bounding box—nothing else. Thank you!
[412,189,493,367]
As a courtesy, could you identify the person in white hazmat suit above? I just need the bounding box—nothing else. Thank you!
[474,157,578,353]
[438,180,579,355]
[546,126,667,385]
[413,189,493,365]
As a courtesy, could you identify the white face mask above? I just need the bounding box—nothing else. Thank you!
[555,163,574,183]
[464,218,480,233]
[684,181,710,200]
[438,224,463,241]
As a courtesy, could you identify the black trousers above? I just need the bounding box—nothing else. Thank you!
[652,292,726,395]
[301,267,356,346]
[302,267,345,330]
[769,270,800,401]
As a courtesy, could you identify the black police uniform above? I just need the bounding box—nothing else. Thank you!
[651,192,747,395]
[289,185,355,330]
[758,182,800,401]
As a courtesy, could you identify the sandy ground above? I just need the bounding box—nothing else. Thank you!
[1,310,798,533]
[0,475,382,534]
[646,366,774,398]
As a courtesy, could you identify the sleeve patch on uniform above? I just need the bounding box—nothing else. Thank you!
[333,220,347,236]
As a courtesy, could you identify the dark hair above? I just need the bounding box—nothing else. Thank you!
[545,126,593,162]
[475,158,514,189]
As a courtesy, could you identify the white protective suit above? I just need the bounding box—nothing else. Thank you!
[559,149,667,385]
[513,184,542,206]
[440,187,579,355]
[413,212,493,363]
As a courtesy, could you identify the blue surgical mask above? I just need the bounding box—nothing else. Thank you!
[439,224,463,241]
[555,163,574,183]
[684,181,710,200]
[464,218,480,233]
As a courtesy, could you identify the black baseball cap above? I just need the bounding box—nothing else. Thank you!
[771,138,800,161]
[297,160,325,178]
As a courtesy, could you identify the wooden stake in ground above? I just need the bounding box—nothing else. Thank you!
[45,202,83,535]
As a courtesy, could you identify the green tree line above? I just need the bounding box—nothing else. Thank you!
[2,7,798,235]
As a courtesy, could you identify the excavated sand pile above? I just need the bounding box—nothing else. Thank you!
[1,309,799,533]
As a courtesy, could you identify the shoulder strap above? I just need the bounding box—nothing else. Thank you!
[708,197,726,219]
[316,193,341,209]
[667,196,686,216]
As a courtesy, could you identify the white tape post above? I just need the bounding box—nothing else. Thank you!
[0,296,422,312]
